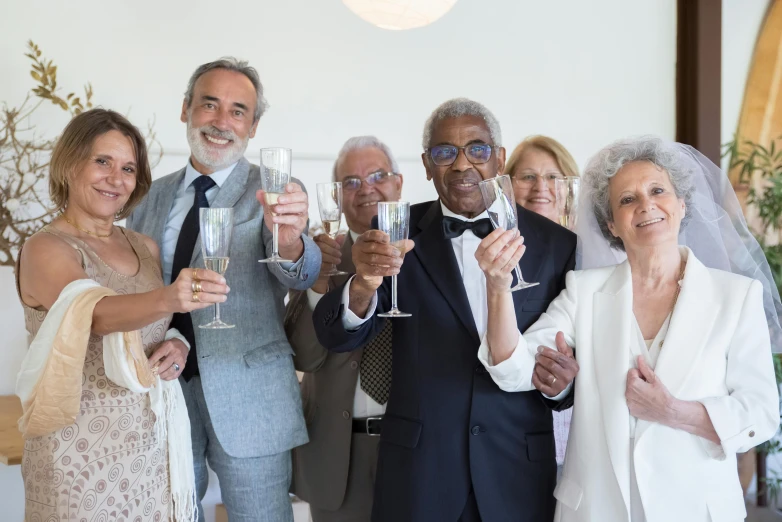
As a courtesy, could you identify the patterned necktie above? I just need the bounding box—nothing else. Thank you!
[360,319,393,405]
[170,175,216,382]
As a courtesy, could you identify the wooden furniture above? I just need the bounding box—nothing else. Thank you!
[0,395,23,466]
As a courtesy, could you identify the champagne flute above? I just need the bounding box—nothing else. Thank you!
[478,175,539,291]
[199,207,235,329]
[259,147,293,263]
[377,201,411,318]
[555,177,581,231]
[316,182,348,276]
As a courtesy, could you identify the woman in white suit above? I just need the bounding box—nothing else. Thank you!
[474,137,782,522]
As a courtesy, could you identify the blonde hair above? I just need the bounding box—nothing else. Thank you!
[49,109,152,220]
[505,135,579,179]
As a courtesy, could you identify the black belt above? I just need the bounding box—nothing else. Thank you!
[352,416,383,436]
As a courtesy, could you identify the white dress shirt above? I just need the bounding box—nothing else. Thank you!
[306,231,386,418]
[161,161,237,284]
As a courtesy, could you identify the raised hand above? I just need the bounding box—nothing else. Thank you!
[166,267,229,313]
[257,182,309,261]
[475,228,526,293]
[311,233,347,294]
[349,229,414,316]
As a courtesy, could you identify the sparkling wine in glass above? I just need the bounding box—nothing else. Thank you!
[478,175,539,291]
[317,182,348,276]
[199,207,235,329]
[377,201,411,318]
[259,147,293,263]
[555,177,580,231]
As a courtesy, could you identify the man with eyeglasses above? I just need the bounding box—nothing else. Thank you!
[285,136,403,522]
[312,99,577,522]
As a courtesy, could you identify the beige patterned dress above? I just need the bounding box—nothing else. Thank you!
[17,225,172,522]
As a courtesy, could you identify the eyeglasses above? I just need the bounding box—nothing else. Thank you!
[512,172,565,187]
[341,170,399,192]
[426,143,495,166]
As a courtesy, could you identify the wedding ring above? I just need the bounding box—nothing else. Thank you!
[191,280,202,292]
[192,268,199,280]
[550,376,557,386]
[192,292,200,303]
[173,363,180,372]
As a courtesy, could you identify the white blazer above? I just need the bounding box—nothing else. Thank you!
[482,248,779,522]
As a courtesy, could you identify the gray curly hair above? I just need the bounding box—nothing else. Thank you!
[583,136,694,251]
[422,98,502,149]
[184,57,269,123]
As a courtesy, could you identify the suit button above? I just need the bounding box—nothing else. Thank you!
[749,430,756,437]
[342,411,351,419]
[471,425,482,436]
[350,361,358,370]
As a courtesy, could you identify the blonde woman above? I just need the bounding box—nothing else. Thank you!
[505,135,579,222]
[505,135,579,473]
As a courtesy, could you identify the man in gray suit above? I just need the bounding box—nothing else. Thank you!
[127,57,321,522]
[285,136,403,522]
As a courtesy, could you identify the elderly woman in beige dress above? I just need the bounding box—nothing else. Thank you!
[15,109,228,522]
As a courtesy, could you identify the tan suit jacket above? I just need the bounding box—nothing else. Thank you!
[285,235,367,511]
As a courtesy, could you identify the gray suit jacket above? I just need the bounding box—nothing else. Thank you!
[285,234,375,510]
[127,157,321,458]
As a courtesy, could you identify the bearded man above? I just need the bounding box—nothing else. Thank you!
[127,57,321,522]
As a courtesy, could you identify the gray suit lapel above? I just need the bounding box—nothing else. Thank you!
[190,158,251,266]
[151,168,185,246]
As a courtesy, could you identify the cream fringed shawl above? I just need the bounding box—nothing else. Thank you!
[16,279,197,522]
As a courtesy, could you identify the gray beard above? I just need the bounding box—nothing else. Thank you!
[186,123,249,171]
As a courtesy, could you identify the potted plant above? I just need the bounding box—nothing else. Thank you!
[723,137,782,508]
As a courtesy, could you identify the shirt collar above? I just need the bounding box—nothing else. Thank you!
[350,229,360,243]
[184,160,238,190]
[440,200,489,222]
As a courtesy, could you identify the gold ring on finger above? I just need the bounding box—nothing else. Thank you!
[550,376,557,385]
[195,280,202,292]
[192,291,200,303]
[191,280,198,292]
[192,268,199,280]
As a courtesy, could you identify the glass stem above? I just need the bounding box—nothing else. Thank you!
[273,221,280,256]
[391,274,399,311]
[214,302,221,323]
[514,265,525,285]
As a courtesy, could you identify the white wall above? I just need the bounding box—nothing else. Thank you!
[722,0,771,170]
[0,0,678,518]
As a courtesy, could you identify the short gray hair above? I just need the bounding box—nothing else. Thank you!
[422,98,502,149]
[583,136,694,251]
[184,57,269,123]
[332,136,400,180]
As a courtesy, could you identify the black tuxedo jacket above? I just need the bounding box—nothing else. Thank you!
[313,200,577,522]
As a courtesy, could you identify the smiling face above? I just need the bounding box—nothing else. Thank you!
[182,68,259,174]
[336,147,403,234]
[510,147,564,222]
[68,130,138,219]
[606,161,685,252]
[422,115,506,218]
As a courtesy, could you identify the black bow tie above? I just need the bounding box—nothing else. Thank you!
[442,216,493,239]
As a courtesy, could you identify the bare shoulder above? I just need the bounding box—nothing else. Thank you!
[21,229,81,268]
